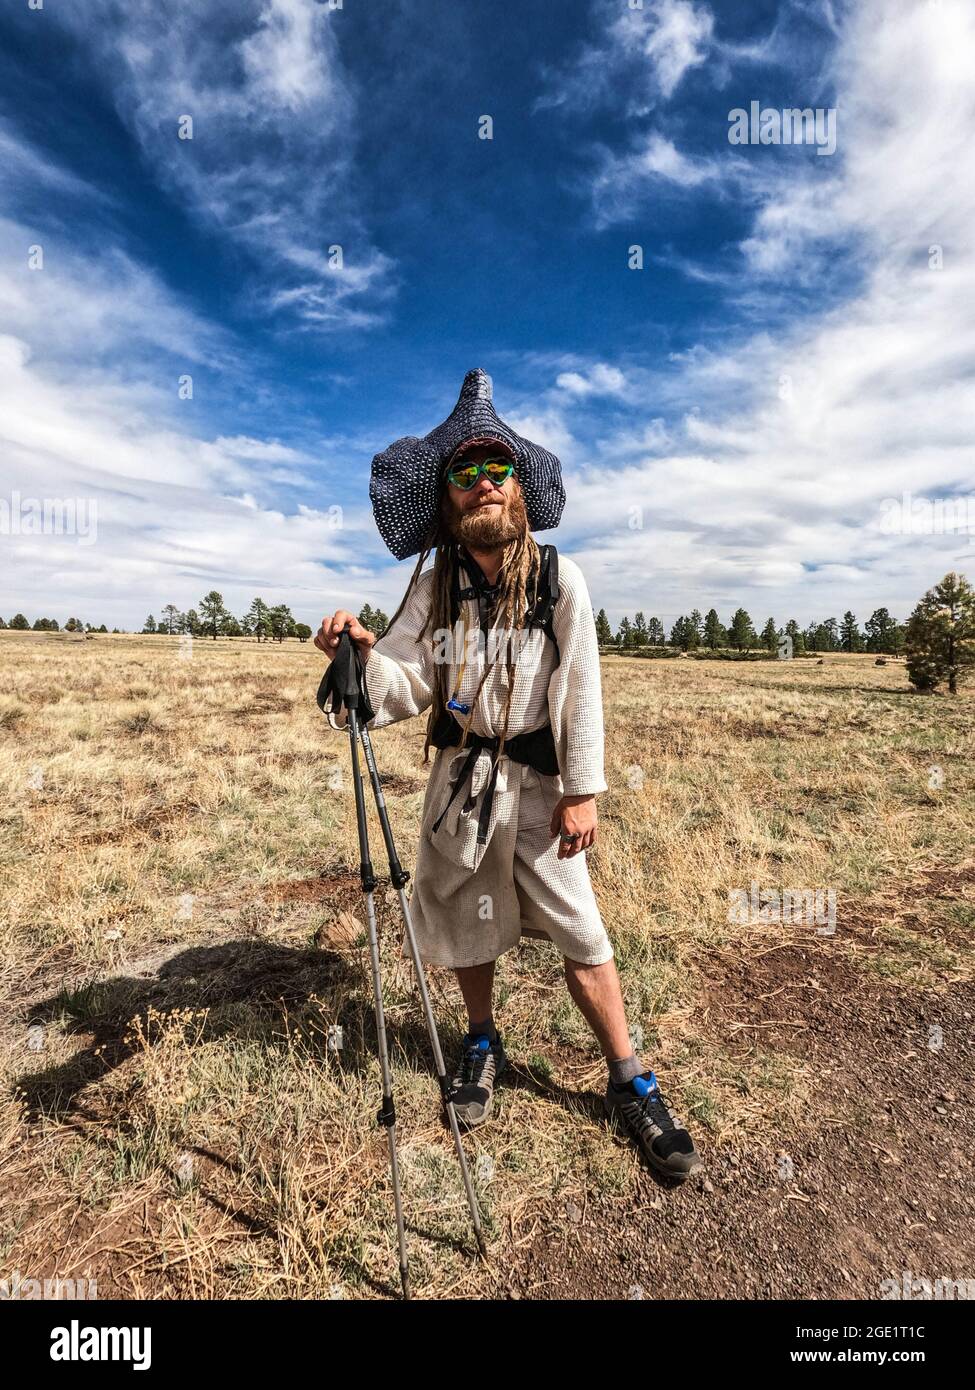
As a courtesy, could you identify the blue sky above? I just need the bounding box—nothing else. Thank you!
[2,0,974,632]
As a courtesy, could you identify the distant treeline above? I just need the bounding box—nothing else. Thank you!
[597,573,974,696]
[1,615,110,633]
[0,596,390,643]
[5,575,972,698]
[140,593,313,643]
[595,606,906,655]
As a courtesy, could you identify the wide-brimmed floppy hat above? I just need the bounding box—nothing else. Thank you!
[369,368,565,561]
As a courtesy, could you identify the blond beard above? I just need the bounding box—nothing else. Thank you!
[444,484,528,551]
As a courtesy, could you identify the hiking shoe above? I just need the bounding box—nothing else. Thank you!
[448,1032,507,1128]
[604,1071,702,1181]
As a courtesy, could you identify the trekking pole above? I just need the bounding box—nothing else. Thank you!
[357,717,486,1257]
[320,627,486,1297]
[330,633,410,1298]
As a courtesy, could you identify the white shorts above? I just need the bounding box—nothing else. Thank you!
[403,755,614,970]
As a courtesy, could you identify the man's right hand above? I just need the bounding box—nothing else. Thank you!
[314,611,376,663]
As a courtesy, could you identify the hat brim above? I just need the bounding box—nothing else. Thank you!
[443,435,518,472]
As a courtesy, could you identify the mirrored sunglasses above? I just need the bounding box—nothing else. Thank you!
[446,456,515,490]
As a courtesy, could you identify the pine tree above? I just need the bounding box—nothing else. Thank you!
[616,616,632,647]
[161,604,180,635]
[687,609,703,649]
[670,616,691,650]
[785,619,804,654]
[9,614,29,630]
[269,604,296,642]
[840,611,862,653]
[703,608,726,649]
[728,608,756,651]
[905,572,975,694]
[632,611,649,646]
[199,591,228,641]
[864,607,898,654]
[143,614,157,634]
[760,617,778,652]
[246,598,271,641]
[357,604,390,637]
[810,618,839,652]
[647,617,665,646]
[594,608,613,645]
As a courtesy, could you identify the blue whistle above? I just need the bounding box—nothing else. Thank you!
[446,696,471,714]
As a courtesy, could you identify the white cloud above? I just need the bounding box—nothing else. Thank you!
[545,2,975,625]
[54,0,390,328]
[639,0,715,99]
[556,364,629,399]
[0,204,395,629]
[0,218,225,367]
[740,0,975,279]
[536,0,715,115]
[589,132,722,227]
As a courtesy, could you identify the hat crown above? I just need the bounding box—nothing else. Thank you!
[457,368,493,405]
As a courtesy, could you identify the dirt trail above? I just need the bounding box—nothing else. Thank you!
[509,944,974,1299]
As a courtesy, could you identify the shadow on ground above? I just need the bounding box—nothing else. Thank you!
[14,939,409,1120]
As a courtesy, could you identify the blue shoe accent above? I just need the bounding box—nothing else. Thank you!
[464,1034,492,1051]
[631,1072,657,1098]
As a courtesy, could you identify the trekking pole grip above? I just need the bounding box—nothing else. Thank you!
[332,624,361,709]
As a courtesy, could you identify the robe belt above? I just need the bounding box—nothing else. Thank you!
[430,713,560,846]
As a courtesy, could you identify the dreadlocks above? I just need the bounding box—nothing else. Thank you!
[381,478,541,770]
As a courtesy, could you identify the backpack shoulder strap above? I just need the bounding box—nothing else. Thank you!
[533,544,561,665]
[451,543,562,663]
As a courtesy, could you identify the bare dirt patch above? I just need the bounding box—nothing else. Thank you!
[264,869,362,907]
[509,940,975,1299]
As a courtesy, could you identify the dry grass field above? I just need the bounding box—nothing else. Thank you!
[1,629,973,1300]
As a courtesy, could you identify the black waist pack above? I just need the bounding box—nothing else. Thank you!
[429,708,560,847]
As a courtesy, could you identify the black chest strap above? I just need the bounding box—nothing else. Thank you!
[452,543,561,665]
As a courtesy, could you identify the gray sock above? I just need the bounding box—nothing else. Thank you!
[467,1015,498,1042]
[608,1053,644,1087]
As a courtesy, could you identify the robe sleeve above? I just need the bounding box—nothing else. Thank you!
[324,571,435,731]
[546,555,608,796]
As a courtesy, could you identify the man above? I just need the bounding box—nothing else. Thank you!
[317,369,701,1181]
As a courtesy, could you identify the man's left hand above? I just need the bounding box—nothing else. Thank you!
[550,794,597,859]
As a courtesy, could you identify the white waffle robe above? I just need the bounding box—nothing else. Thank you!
[329,554,613,969]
